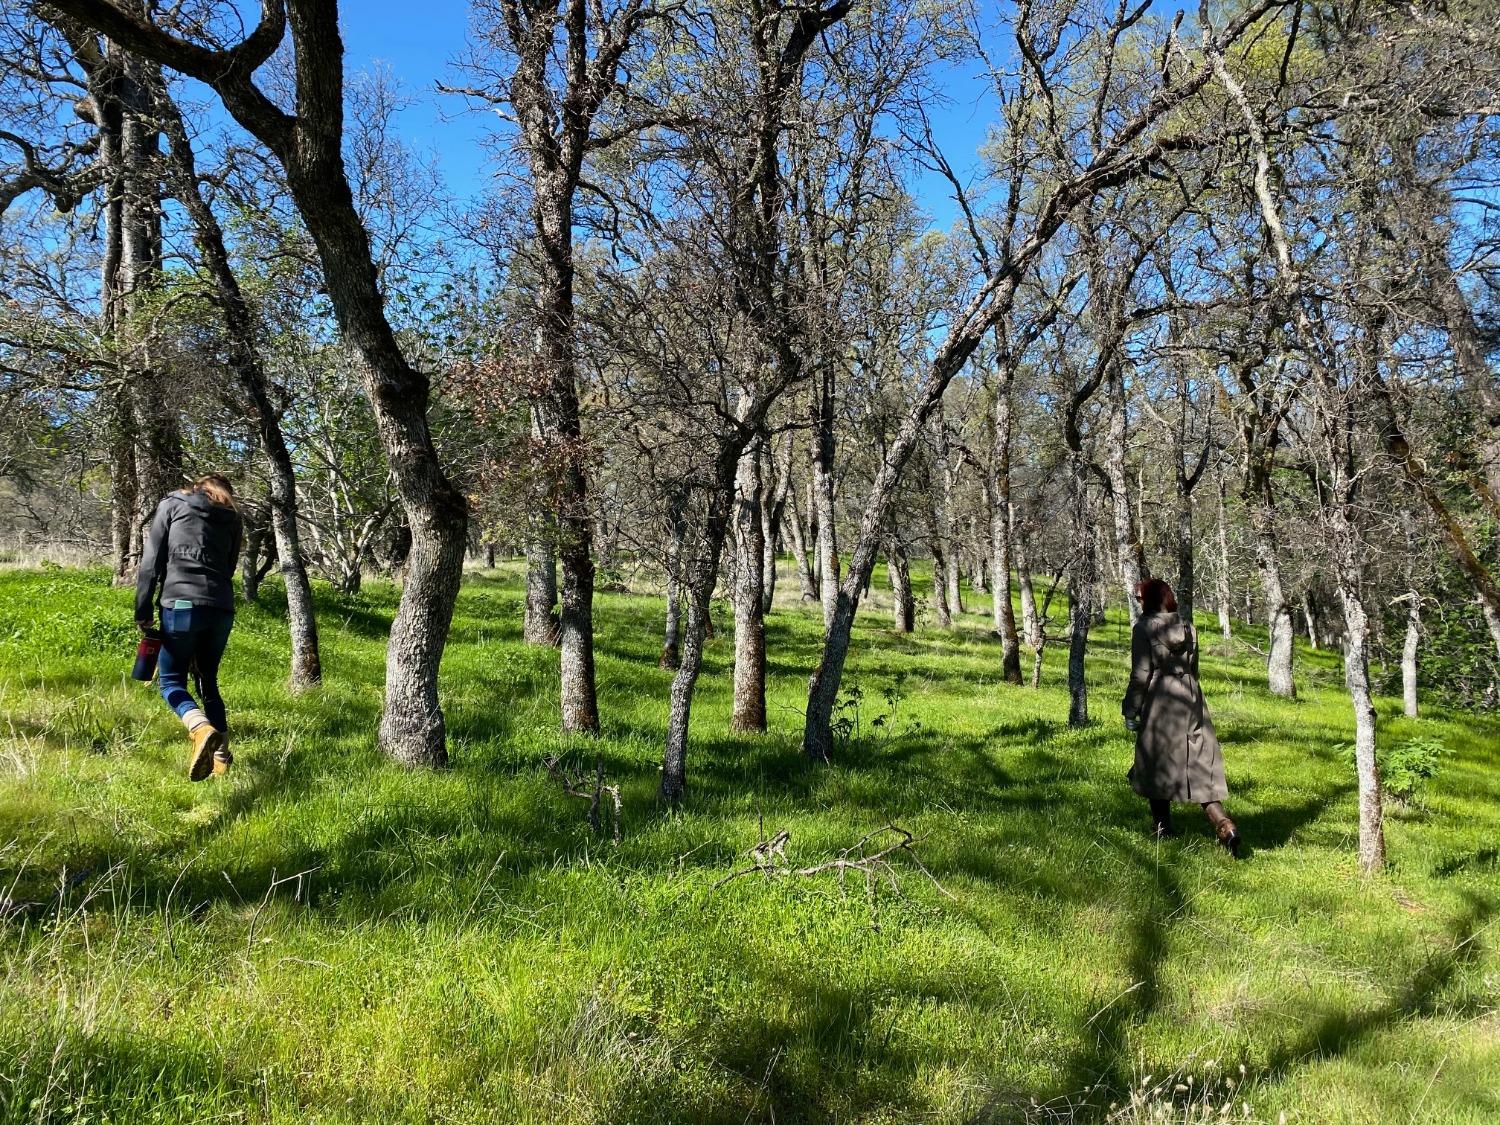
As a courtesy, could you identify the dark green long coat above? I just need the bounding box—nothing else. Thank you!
[1121,612,1227,803]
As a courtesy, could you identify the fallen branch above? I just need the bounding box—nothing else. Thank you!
[544,755,623,845]
[713,822,953,904]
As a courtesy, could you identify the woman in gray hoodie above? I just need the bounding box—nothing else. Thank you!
[1121,577,1240,855]
[135,473,242,781]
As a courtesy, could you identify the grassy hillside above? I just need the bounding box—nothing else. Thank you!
[0,564,1496,1123]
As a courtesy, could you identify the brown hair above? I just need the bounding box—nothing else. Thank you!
[193,473,237,510]
[1134,577,1178,615]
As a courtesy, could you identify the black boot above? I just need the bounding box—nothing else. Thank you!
[1203,801,1241,857]
[1149,799,1178,840]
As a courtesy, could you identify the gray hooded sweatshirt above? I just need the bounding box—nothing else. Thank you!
[135,490,243,623]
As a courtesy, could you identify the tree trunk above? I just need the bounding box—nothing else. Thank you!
[1247,464,1296,697]
[786,482,818,602]
[990,371,1022,681]
[242,522,267,603]
[1104,366,1145,620]
[661,480,735,804]
[1015,527,1043,688]
[1175,483,1195,623]
[760,437,789,616]
[660,491,686,669]
[1066,457,1095,726]
[887,538,914,633]
[1214,468,1233,639]
[1401,594,1420,719]
[731,436,767,733]
[927,500,953,630]
[1334,547,1385,874]
[524,517,560,645]
[811,368,841,629]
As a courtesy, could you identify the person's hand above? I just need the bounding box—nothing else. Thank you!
[137,619,153,633]
[1124,716,1140,733]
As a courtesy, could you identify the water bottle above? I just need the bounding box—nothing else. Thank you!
[132,629,162,682]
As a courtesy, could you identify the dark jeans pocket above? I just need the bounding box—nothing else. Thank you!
[164,605,194,634]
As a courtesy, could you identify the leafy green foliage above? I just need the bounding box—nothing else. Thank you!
[1340,735,1455,807]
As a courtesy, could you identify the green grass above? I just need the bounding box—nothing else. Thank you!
[0,562,1496,1123]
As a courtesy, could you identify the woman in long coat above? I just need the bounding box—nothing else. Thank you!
[1121,578,1240,855]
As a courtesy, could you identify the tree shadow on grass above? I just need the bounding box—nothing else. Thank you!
[974,890,1496,1124]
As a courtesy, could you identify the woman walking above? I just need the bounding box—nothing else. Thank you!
[135,474,243,781]
[1121,577,1240,855]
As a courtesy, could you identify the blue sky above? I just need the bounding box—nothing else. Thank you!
[335,0,998,234]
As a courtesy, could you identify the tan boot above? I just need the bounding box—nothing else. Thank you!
[187,722,224,782]
[212,734,233,777]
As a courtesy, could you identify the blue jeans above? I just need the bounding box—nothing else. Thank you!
[157,605,235,732]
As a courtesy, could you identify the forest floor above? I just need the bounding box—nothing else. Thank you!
[0,562,1497,1123]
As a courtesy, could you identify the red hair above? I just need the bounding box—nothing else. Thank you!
[1135,578,1178,615]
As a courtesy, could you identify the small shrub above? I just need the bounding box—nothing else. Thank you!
[1338,735,1453,807]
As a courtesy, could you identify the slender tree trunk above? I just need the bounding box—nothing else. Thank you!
[1175,482,1195,622]
[990,372,1022,681]
[661,479,735,804]
[660,492,686,670]
[932,407,965,620]
[1066,457,1095,726]
[1302,593,1320,650]
[887,538,914,633]
[1247,464,1297,697]
[1401,594,1420,719]
[242,521,267,603]
[1215,468,1233,639]
[786,482,818,601]
[530,164,599,734]
[1333,531,1385,874]
[760,437,789,616]
[731,435,767,733]
[811,369,840,629]
[927,501,953,629]
[1015,527,1043,687]
[1104,367,1145,620]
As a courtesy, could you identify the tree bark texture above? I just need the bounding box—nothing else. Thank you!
[811,368,841,629]
[660,490,686,669]
[1215,468,1233,639]
[886,538,914,633]
[1066,457,1095,727]
[785,482,818,602]
[1104,366,1145,621]
[731,436,768,732]
[989,369,1022,682]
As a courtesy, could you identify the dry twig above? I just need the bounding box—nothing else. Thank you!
[544,755,623,844]
[713,822,953,903]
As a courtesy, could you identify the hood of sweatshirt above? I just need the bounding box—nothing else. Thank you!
[1151,612,1193,654]
[176,489,239,524]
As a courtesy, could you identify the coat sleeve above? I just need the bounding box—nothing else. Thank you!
[229,512,243,577]
[135,500,171,623]
[1121,620,1153,720]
